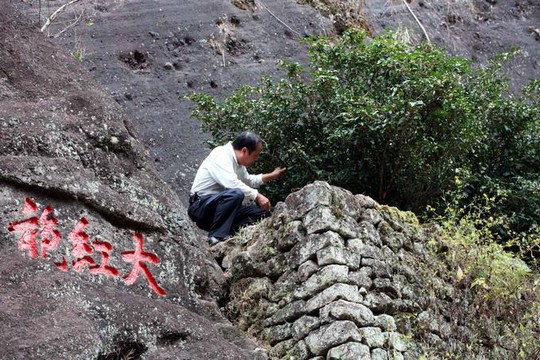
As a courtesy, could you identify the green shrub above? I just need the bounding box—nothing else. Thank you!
[447,68,540,251]
[186,30,540,355]
[187,30,539,252]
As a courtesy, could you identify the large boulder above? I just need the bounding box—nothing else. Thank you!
[0,4,265,359]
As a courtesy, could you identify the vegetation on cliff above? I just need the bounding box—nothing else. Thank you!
[188,30,539,259]
[418,201,539,358]
[189,30,539,357]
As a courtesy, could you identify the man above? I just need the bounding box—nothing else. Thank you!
[188,131,287,246]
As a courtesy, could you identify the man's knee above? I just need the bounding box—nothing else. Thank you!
[223,188,244,203]
[246,205,271,222]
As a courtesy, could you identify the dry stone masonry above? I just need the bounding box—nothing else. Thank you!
[217,181,427,359]
[213,181,533,360]
[209,182,488,360]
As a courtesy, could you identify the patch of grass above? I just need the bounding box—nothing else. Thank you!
[411,200,540,358]
[299,0,372,34]
[231,0,257,12]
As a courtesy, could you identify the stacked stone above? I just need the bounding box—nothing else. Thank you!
[225,181,428,360]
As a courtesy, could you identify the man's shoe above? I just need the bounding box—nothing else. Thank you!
[208,236,221,246]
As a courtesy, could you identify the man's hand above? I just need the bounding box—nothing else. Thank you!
[255,193,271,210]
[273,166,288,179]
[263,167,287,183]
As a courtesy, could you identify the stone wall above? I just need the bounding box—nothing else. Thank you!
[217,181,511,359]
[214,181,425,359]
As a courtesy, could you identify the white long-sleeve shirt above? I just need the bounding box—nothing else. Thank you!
[190,142,264,201]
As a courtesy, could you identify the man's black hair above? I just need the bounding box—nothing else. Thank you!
[232,131,262,153]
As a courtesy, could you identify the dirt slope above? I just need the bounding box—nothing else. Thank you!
[14,0,332,207]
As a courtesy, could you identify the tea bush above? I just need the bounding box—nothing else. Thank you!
[187,30,539,253]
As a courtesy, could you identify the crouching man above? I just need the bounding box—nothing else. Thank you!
[188,131,287,246]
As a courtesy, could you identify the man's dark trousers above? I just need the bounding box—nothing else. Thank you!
[188,188,271,239]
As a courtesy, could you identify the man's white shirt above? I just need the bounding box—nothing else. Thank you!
[190,142,263,201]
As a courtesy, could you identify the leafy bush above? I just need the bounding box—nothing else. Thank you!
[446,63,540,251]
[186,30,540,354]
[187,30,539,251]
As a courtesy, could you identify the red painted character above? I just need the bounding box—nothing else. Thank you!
[89,240,120,277]
[121,232,166,296]
[7,198,61,259]
[69,217,96,272]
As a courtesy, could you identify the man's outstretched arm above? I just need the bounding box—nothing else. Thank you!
[262,167,287,184]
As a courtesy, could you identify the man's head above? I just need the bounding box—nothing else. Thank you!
[232,131,263,167]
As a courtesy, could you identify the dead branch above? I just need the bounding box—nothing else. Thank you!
[40,0,83,34]
[257,0,302,37]
[402,0,431,43]
[52,10,84,38]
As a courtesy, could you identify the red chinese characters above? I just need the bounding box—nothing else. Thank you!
[7,197,166,296]
[39,205,62,259]
[7,198,61,259]
[122,232,166,296]
[90,240,120,277]
[69,217,96,272]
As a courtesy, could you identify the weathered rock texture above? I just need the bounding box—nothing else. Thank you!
[3,1,538,358]
[13,0,538,203]
[221,181,522,359]
[0,3,266,359]
[13,0,333,205]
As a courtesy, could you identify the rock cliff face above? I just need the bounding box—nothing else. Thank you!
[13,0,539,201]
[0,4,265,359]
[13,0,333,204]
[221,181,518,359]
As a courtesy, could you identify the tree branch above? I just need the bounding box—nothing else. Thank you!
[402,0,431,43]
[40,0,82,34]
[257,0,302,37]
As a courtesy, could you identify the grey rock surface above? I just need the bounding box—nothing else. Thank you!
[14,0,333,208]
[3,0,539,358]
[0,4,266,359]
[12,0,538,208]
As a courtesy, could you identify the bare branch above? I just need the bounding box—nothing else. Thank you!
[402,0,431,43]
[40,0,83,34]
[52,10,84,38]
[257,0,302,37]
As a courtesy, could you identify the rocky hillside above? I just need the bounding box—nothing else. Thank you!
[0,4,265,359]
[12,0,539,204]
[1,0,538,359]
